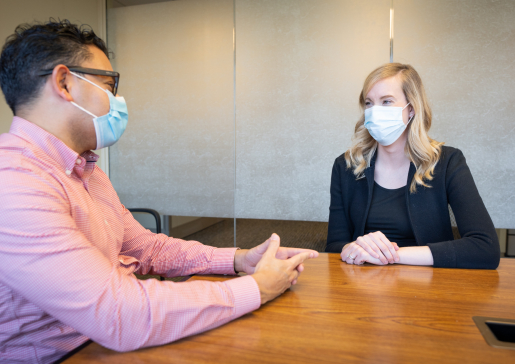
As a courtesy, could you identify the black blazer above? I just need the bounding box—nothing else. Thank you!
[326,146,500,269]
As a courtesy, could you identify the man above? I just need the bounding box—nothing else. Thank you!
[0,20,318,363]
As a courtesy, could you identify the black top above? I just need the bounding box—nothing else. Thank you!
[325,146,500,269]
[364,182,416,247]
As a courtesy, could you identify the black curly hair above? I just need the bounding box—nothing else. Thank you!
[0,18,109,114]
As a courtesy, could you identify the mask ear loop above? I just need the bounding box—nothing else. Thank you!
[69,71,101,118]
[403,102,414,125]
[70,101,98,118]
[70,71,105,91]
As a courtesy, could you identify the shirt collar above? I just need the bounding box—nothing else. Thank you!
[9,116,99,175]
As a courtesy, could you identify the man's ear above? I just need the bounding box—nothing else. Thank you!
[50,65,74,102]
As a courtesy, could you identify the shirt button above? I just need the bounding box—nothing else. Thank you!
[76,159,81,165]
[65,170,72,176]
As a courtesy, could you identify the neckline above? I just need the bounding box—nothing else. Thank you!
[374,181,406,192]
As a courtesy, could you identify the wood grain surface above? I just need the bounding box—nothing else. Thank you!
[64,254,515,363]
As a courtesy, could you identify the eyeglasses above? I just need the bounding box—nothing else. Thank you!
[38,66,120,95]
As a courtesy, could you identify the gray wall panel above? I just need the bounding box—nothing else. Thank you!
[395,0,515,228]
[108,0,235,217]
[235,0,390,221]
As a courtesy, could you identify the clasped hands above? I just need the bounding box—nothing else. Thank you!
[341,231,400,265]
[234,233,319,305]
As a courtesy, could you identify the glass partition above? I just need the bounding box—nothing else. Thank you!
[107,0,235,248]
[233,0,390,250]
[107,0,515,255]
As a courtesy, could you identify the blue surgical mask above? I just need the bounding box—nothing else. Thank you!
[69,72,128,149]
[364,103,413,146]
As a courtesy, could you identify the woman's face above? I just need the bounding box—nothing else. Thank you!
[364,75,413,125]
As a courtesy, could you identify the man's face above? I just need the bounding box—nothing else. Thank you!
[72,45,117,117]
[68,45,118,151]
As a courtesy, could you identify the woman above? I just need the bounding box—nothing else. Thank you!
[325,63,500,269]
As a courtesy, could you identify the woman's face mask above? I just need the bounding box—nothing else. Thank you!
[364,103,413,146]
[69,71,129,150]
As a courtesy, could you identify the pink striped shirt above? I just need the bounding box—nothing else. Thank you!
[0,117,260,363]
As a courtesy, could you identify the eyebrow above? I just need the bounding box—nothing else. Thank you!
[365,95,396,101]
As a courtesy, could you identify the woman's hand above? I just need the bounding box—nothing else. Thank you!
[341,232,400,265]
[352,231,400,264]
[341,242,385,265]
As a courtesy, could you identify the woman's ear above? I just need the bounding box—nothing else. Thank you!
[50,65,74,102]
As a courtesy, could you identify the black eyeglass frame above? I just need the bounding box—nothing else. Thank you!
[38,66,120,95]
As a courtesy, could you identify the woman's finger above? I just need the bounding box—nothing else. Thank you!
[376,232,399,262]
[346,244,363,265]
[367,233,395,263]
[363,235,389,264]
[341,243,355,262]
[355,236,381,259]
[345,245,357,264]
[354,250,367,265]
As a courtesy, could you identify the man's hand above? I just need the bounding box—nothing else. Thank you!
[246,234,317,304]
[234,234,319,281]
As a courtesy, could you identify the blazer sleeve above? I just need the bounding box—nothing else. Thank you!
[427,149,500,269]
[326,158,354,253]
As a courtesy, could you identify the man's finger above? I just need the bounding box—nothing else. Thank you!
[264,233,281,258]
[287,251,314,268]
[289,268,300,282]
[254,238,271,255]
[278,247,319,259]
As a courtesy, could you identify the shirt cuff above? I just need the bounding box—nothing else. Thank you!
[224,275,261,318]
[209,247,238,275]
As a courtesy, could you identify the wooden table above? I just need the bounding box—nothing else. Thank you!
[65,254,515,363]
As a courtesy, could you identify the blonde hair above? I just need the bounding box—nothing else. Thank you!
[345,63,444,193]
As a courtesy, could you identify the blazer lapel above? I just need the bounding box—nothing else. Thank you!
[405,162,419,243]
[359,154,376,236]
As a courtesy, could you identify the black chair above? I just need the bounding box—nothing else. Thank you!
[128,208,164,281]
[128,208,161,234]
[448,205,461,240]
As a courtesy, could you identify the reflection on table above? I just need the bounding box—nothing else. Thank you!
[64,254,515,364]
